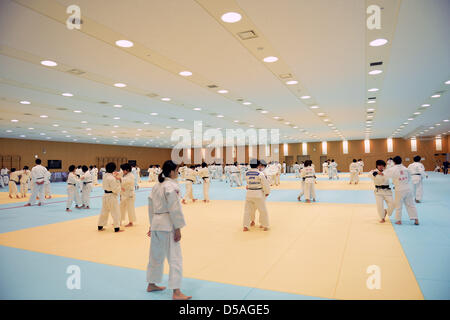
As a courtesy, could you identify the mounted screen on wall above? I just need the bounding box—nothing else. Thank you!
[48,160,62,169]
[128,160,137,166]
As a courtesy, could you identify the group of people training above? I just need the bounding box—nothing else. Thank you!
[2,162,51,200]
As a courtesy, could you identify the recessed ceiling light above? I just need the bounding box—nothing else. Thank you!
[273,116,280,120]
[193,107,202,111]
[81,121,88,124]
[40,60,57,67]
[368,70,383,75]
[242,102,252,105]
[421,104,430,107]
[73,110,82,113]
[445,80,450,84]
[444,119,449,122]
[113,117,120,120]
[408,118,414,121]
[436,123,440,126]
[221,12,242,23]
[217,115,224,118]
[234,120,239,123]
[414,112,421,115]
[28,127,34,130]
[62,93,73,97]
[317,112,325,116]
[367,101,375,104]
[263,56,278,63]
[115,40,134,48]
[179,71,192,77]
[261,110,268,114]
[6,130,12,133]
[144,122,150,125]
[114,83,127,88]
[217,89,228,94]
[310,106,319,109]
[20,100,31,104]
[150,112,158,116]
[286,80,298,85]
[403,122,408,125]
[431,94,440,98]
[161,97,171,101]
[86,128,92,131]
[62,130,68,133]
[113,104,122,108]
[11,119,18,122]
[324,119,330,122]
[301,96,311,99]
[40,115,48,118]
[20,135,26,138]
[52,124,59,127]
[368,88,379,92]
[40,133,46,135]
[178,119,184,122]
[369,38,388,47]
[113,125,119,128]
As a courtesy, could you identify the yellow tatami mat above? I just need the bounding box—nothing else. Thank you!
[238,180,374,190]
[0,200,422,299]
[0,192,66,204]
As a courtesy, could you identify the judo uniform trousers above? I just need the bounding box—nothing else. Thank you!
[67,172,82,208]
[147,178,186,289]
[81,172,93,207]
[349,163,359,184]
[97,173,122,228]
[323,163,328,174]
[120,173,136,223]
[28,165,47,205]
[384,165,418,221]
[300,167,316,200]
[369,170,394,220]
[44,171,51,197]
[244,169,270,228]
[198,167,210,201]
[9,171,20,197]
[408,162,426,201]
[230,166,241,187]
[183,169,195,202]
[20,170,31,197]
[294,164,301,178]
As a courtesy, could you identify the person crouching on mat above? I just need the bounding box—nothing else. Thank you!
[369,160,394,223]
[66,165,83,212]
[147,160,191,300]
[119,163,136,227]
[243,159,271,232]
[8,168,21,199]
[19,166,31,198]
[98,162,124,232]
[81,165,93,209]
[300,160,316,203]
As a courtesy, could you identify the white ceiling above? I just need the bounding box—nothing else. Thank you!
[0,0,449,148]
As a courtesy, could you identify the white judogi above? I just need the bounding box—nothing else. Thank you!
[349,162,359,184]
[322,162,328,174]
[20,169,31,197]
[224,165,231,183]
[92,167,99,185]
[198,167,210,201]
[329,162,338,179]
[244,168,270,228]
[67,172,82,208]
[407,162,427,201]
[300,166,316,200]
[369,169,394,220]
[97,173,121,228]
[383,164,418,221]
[136,167,142,183]
[230,165,241,187]
[9,170,20,197]
[386,159,394,170]
[28,165,47,205]
[147,178,186,289]
[132,167,139,189]
[293,163,301,178]
[183,168,196,201]
[44,170,51,197]
[81,171,93,207]
[1,168,9,187]
[282,162,287,174]
[358,161,364,174]
[120,172,136,223]
[275,163,281,185]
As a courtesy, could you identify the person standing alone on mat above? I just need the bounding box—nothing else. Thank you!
[24,159,47,207]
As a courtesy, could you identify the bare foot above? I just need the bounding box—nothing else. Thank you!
[9,195,12,199]
[37,202,42,206]
[305,199,311,203]
[181,199,187,204]
[313,199,316,202]
[379,219,385,223]
[243,227,249,232]
[297,196,301,201]
[83,206,90,209]
[192,199,197,202]
[66,209,72,212]
[147,283,166,292]
[414,219,419,225]
[395,221,402,225]
[125,222,133,227]
[173,290,192,300]
[250,221,255,227]
[263,227,269,231]
[116,229,125,233]
[75,206,82,209]
[24,203,31,207]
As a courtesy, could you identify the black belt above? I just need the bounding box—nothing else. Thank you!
[68,183,76,186]
[248,188,262,190]
[104,190,113,194]
[186,179,194,182]
[375,185,391,190]
[84,181,92,185]
[412,173,421,176]
[202,177,209,180]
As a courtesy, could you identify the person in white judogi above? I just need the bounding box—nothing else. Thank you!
[97,162,124,232]
[43,167,52,199]
[282,162,287,174]
[381,156,419,225]
[182,166,197,203]
[230,162,241,187]
[120,163,136,226]
[25,159,47,207]
[243,159,270,231]
[293,162,301,178]
[20,166,31,198]
[147,160,191,300]
[369,160,395,223]
[386,158,394,170]
[198,162,210,202]
[217,164,224,181]
[81,165,92,209]
[322,161,328,174]
[349,159,359,184]
[1,167,9,188]
[275,162,281,185]
[66,165,83,212]
[300,160,316,202]
[407,155,427,203]
[329,160,339,180]
[8,168,20,198]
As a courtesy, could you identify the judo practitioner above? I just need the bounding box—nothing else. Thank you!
[81,166,92,209]
[44,167,52,199]
[322,161,328,174]
[1,167,9,187]
[20,166,31,198]
[357,159,364,174]
[147,160,191,300]
[181,166,197,204]
[300,160,316,202]
[329,160,339,180]
[381,156,419,225]
[407,156,427,203]
[24,159,47,207]
[97,162,124,232]
[275,162,281,186]
[120,163,136,227]
[66,165,83,212]
[132,165,139,190]
[293,162,301,178]
[243,159,270,231]
[230,162,242,187]
[198,162,210,203]
[386,158,394,169]
[369,160,394,223]
[349,159,359,184]
[8,168,20,198]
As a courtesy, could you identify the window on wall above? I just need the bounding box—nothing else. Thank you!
[283,143,288,155]
[201,148,206,159]
[342,140,348,154]
[321,141,327,155]
[436,137,442,151]
[302,142,307,155]
[387,138,393,153]
[410,138,417,152]
[364,139,370,153]
[265,144,270,156]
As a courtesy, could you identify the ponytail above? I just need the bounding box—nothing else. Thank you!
[159,160,177,183]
